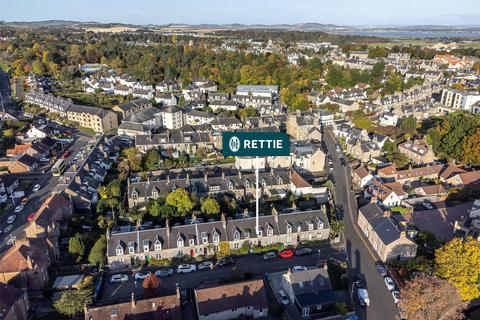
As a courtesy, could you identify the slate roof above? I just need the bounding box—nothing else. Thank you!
[359,203,401,245]
[122,107,161,124]
[0,283,25,320]
[118,98,151,112]
[68,104,111,117]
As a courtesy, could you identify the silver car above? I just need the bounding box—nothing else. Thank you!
[155,268,173,277]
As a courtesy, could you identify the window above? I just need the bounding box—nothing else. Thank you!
[202,233,208,244]
[286,236,292,243]
[143,240,149,252]
[267,226,273,236]
[233,242,240,249]
[233,230,240,241]
[154,241,162,251]
[302,307,309,316]
[152,302,156,309]
[177,238,184,248]
[213,232,220,243]
[111,309,117,317]
[155,253,161,259]
[189,239,195,246]
[116,245,123,256]
[286,225,292,234]
[307,222,313,231]
[132,191,138,200]
[128,246,135,254]
[257,229,263,237]
[152,189,158,198]
[297,226,302,233]
[317,220,324,229]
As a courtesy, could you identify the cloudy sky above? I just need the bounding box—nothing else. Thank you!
[2,0,480,25]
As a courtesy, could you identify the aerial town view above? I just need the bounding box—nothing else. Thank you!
[1,1,480,319]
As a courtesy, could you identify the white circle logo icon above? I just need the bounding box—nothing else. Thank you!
[229,136,240,153]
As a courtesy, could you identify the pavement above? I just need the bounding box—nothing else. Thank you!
[97,243,348,306]
[323,128,400,320]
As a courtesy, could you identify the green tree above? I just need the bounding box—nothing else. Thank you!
[201,198,221,217]
[435,237,480,301]
[127,209,145,223]
[54,288,92,317]
[166,188,194,214]
[353,117,372,130]
[400,115,417,134]
[69,234,85,262]
[123,147,142,172]
[144,149,161,170]
[88,235,107,268]
[239,107,259,119]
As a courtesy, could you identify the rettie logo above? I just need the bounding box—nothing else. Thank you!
[229,136,240,153]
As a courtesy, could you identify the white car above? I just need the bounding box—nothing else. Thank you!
[177,264,197,273]
[392,290,400,304]
[384,276,396,291]
[155,268,173,277]
[3,225,12,234]
[263,252,276,260]
[422,202,434,210]
[32,184,41,192]
[39,157,50,163]
[134,271,151,280]
[14,205,24,213]
[110,274,129,283]
[278,289,290,305]
[292,266,308,273]
[6,215,16,224]
[198,261,214,270]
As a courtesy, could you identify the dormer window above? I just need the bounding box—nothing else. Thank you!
[189,239,195,246]
[317,219,324,229]
[111,309,117,317]
[307,221,314,231]
[233,229,241,241]
[267,225,273,236]
[297,225,302,233]
[260,178,267,188]
[143,240,149,252]
[286,224,292,234]
[154,240,162,251]
[258,229,263,237]
[151,188,158,198]
[244,230,250,239]
[213,232,220,243]
[116,245,123,256]
[177,237,184,248]
[244,180,250,188]
[202,232,208,244]
[132,191,138,200]
[128,243,135,254]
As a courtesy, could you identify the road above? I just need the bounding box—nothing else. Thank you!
[0,132,91,250]
[98,244,347,305]
[323,128,399,320]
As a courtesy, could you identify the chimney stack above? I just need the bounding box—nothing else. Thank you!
[221,213,227,230]
[166,219,171,238]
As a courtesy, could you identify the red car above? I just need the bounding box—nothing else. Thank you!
[279,249,294,259]
[27,212,36,222]
[61,151,71,159]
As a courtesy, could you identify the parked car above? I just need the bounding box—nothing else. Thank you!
[392,290,400,304]
[295,247,313,256]
[263,251,276,260]
[110,274,128,283]
[216,257,235,267]
[292,266,308,273]
[27,212,36,222]
[358,287,370,307]
[375,262,388,277]
[3,225,12,234]
[32,184,41,192]
[279,249,294,259]
[20,197,28,206]
[61,151,71,159]
[278,289,290,305]
[155,268,173,277]
[134,271,151,280]
[384,276,396,291]
[6,215,16,224]
[39,157,50,163]
[12,191,24,198]
[14,205,24,213]
[198,261,214,270]
[177,264,197,273]
[422,202,434,210]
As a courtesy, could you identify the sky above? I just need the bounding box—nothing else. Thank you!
[2,0,480,26]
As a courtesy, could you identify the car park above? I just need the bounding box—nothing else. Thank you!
[154,268,173,277]
[392,290,400,304]
[216,257,235,267]
[384,276,396,291]
[3,225,13,233]
[375,262,388,277]
[292,266,308,273]
[177,264,197,273]
[6,215,16,224]
[279,249,294,259]
[198,261,214,270]
[32,184,41,192]
[134,271,151,280]
[14,205,24,213]
[295,247,313,255]
[263,251,276,260]
[110,274,128,283]
[278,289,290,305]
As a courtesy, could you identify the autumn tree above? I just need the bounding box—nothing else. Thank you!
[201,198,221,217]
[166,188,194,214]
[69,234,85,262]
[435,237,480,300]
[142,274,161,291]
[144,148,161,170]
[123,147,142,172]
[461,128,480,166]
[399,275,466,320]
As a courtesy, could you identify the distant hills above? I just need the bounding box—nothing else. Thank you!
[2,20,480,36]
